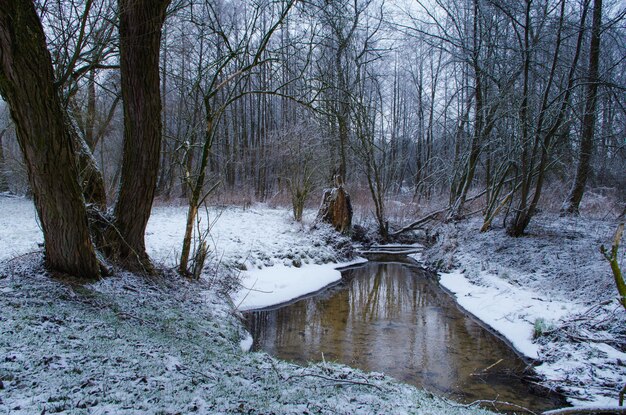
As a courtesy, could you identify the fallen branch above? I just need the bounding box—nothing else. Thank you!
[542,406,626,414]
[452,398,537,415]
[393,189,488,236]
[470,358,503,376]
[391,206,447,236]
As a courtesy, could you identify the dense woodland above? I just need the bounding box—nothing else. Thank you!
[0,0,624,277]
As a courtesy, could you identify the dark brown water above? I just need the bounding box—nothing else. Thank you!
[246,262,564,412]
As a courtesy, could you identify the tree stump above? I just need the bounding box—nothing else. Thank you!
[317,179,352,234]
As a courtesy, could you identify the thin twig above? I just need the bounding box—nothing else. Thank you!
[470,358,503,376]
[286,372,383,391]
[466,399,537,415]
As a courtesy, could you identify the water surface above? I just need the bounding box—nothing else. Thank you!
[246,262,563,411]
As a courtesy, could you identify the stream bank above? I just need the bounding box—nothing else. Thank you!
[245,261,567,413]
[419,214,626,406]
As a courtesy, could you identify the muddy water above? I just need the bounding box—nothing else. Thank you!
[246,262,563,412]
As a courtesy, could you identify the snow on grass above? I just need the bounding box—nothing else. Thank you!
[0,257,494,415]
[421,214,626,407]
[0,196,495,414]
[144,203,352,272]
[0,197,361,303]
[0,197,358,269]
[144,202,368,310]
[0,196,42,261]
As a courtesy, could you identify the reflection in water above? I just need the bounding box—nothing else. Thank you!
[246,262,562,411]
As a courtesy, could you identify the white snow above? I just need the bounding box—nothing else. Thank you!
[144,203,350,272]
[239,333,254,352]
[0,197,356,273]
[233,258,367,311]
[0,195,42,261]
[438,270,576,360]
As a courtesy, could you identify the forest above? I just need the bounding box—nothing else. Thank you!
[0,0,625,414]
[1,0,624,243]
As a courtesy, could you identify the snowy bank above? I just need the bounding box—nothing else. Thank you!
[233,258,367,311]
[421,215,626,407]
[438,270,576,360]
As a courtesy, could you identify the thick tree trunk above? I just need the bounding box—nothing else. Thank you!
[0,0,100,278]
[317,181,352,234]
[110,0,170,272]
[0,129,8,193]
[562,0,602,215]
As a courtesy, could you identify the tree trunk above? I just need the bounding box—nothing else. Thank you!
[85,68,96,150]
[448,0,483,220]
[317,180,352,234]
[507,0,586,235]
[0,0,100,278]
[562,0,602,215]
[110,0,170,272]
[179,107,214,276]
[0,128,8,193]
[72,128,107,211]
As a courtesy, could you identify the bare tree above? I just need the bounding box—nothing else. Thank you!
[562,0,603,215]
[106,0,171,272]
[0,0,101,278]
[178,0,295,276]
[275,121,324,221]
[507,0,587,236]
[0,0,174,277]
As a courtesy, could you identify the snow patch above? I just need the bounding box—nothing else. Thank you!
[239,332,254,352]
[439,270,576,360]
[232,258,367,311]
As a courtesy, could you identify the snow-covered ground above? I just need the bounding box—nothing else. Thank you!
[0,197,364,307]
[3,194,624,412]
[421,215,626,407]
[0,196,493,414]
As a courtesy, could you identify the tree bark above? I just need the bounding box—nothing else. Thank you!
[0,0,100,278]
[85,68,96,150]
[179,107,214,276]
[562,0,602,215]
[71,126,107,211]
[110,0,170,272]
[0,128,8,193]
[317,181,352,234]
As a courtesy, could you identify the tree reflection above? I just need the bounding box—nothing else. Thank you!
[246,263,557,410]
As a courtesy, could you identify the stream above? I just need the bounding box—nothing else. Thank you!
[245,261,564,412]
